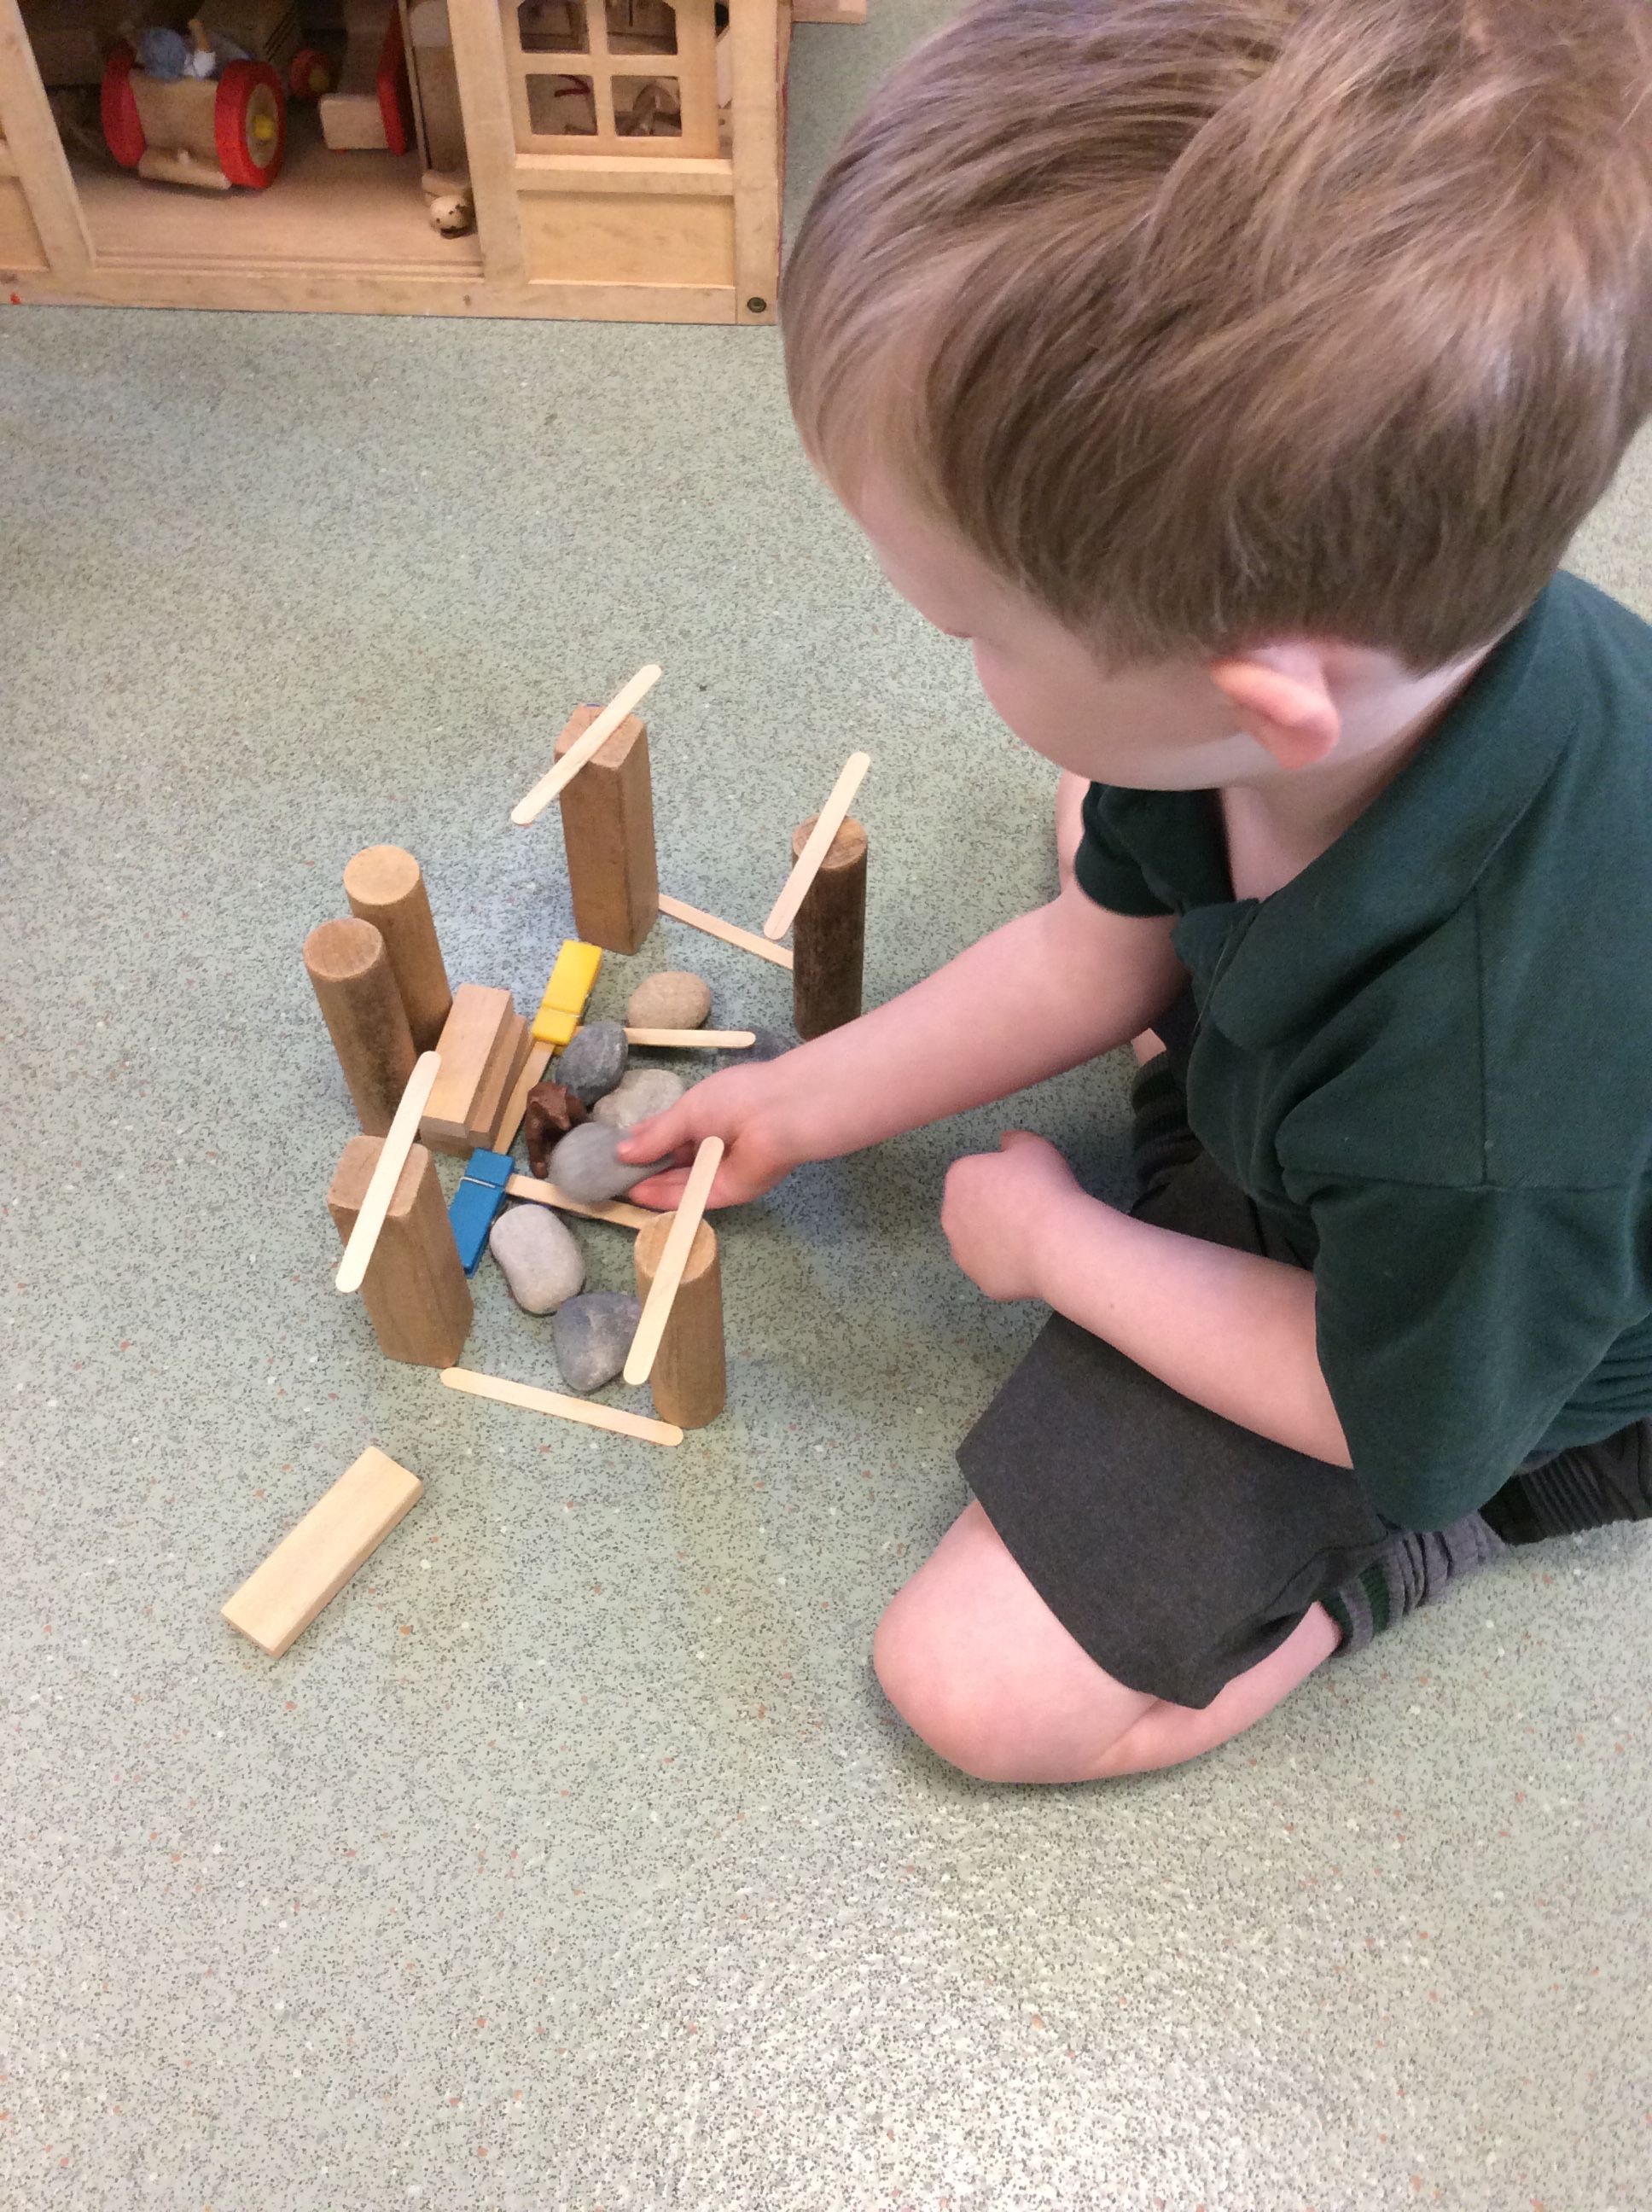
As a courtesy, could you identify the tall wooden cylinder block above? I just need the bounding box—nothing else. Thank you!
[633,1214,725,1429]
[303,917,416,1135]
[329,1136,473,1367]
[343,845,451,1051]
[790,813,867,1039]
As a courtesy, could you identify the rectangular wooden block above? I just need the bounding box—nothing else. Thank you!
[222,1447,422,1658]
[556,707,660,955]
[422,983,513,1152]
[467,1011,530,1151]
[329,1135,474,1365]
[491,1039,553,1155]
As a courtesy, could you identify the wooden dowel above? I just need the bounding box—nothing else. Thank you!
[492,1039,552,1153]
[764,750,870,940]
[440,1365,683,1447]
[342,845,451,1051]
[303,917,417,1136]
[511,664,662,826]
[623,1027,754,1050]
[335,1052,441,1293]
[658,891,794,971]
[633,1214,724,1429]
[790,813,867,1039]
[623,1136,723,1387]
[504,1173,654,1230]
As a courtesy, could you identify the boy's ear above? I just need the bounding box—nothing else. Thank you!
[1208,645,1341,770]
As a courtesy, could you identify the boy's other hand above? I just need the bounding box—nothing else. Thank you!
[618,1066,800,1210]
[941,1131,1082,1302]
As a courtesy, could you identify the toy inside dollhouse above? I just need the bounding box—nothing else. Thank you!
[18,0,732,273]
[20,0,477,265]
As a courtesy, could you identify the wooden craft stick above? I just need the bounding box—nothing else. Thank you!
[623,1136,724,1387]
[504,1174,654,1230]
[335,1052,440,1294]
[511,664,662,827]
[657,892,794,971]
[492,1039,552,1153]
[764,751,871,940]
[222,1446,422,1658]
[440,1366,683,1447]
[624,1027,754,1050]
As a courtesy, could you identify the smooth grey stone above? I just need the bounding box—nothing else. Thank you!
[590,1066,686,1130]
[547,1121,668,1202]
[553,1292,642,1394]
[625,969,712,1029]
[556,1019,628,1105]
[488,1203,585,1315]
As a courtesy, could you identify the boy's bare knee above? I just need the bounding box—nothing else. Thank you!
[872,1585,1025,1781]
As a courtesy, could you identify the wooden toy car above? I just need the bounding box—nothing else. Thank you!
[102,38,288,191]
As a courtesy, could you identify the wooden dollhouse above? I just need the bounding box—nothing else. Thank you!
[0,0,864,323]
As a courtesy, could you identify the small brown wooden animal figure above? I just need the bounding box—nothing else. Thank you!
[524,1080,588,1179]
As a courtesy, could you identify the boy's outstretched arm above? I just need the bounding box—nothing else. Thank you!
[620,879,1184,1207]
[944,1132,1352,1468]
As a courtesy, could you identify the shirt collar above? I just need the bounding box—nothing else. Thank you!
[1175,577,1582,1050]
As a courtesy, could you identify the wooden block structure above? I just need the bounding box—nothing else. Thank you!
[343,843,451,1051]
[790,813,867,1039]
[420,983,518,1155]
[304,916,416,1136]
[329,1132,474,1365]
[633,1212,725,1429]
[554,704,660,953]
[532,938,602,1046]
[222,1445,423,1657]
[318,0,410,152]
[491,1039,552,1154]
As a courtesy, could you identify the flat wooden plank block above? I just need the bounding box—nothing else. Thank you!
[422,983,513,1142]
[492,1039,553,1154]
[221,1447,422,1658]
[440,1367,683,1446]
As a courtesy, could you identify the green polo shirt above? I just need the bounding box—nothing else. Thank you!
[1074,571,1652,1532]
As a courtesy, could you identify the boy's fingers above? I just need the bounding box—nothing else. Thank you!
[998,1128,1039,1152]
[629,1161,745,1212]
[617,1105,692,1162]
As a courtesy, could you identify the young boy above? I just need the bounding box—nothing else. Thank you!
[624,0,1652,1783]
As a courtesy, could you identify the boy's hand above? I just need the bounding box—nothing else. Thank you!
[618,1064,802,1209]
[941,1131,1085,1302]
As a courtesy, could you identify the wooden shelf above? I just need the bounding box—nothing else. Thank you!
[70,107,482,275]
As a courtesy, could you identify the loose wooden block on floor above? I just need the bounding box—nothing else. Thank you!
[222,1446,423,1658]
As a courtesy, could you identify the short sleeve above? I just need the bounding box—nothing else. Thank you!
[1304,1176,1642,1529]
[1073,783,1175,917]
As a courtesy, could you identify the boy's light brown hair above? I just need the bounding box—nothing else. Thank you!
[783,0,1652,671]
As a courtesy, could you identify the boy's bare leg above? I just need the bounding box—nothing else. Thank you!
[873,1499,1340,1783]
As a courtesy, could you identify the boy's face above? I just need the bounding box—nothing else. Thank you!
[851,469,1272,790]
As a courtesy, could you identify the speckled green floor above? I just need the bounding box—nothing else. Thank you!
[3,11,1650,2209]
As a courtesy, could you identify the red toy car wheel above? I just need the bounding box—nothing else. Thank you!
[101,44,146,170]
[288,46,334,98]
[215,61,286,189]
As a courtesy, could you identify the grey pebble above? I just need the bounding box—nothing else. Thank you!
[557,1019,628,1104]
[489,1203,585,1314]
[625,969,712,1030]
[553,1292,643,1393]
[591,1066,686,1130]
[547,1121,669,1202]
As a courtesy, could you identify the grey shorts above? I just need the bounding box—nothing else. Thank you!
[957,1126,1391,1707]
[958,1051,1650,1707]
